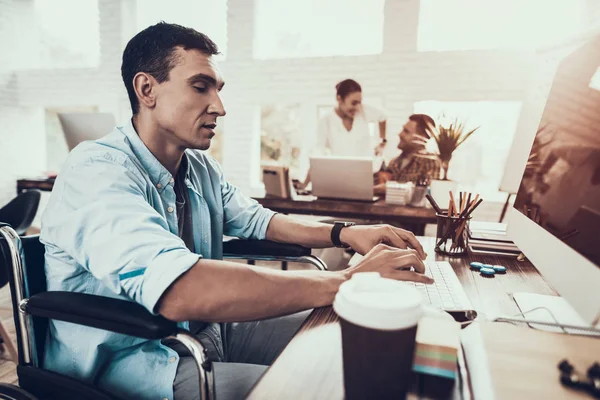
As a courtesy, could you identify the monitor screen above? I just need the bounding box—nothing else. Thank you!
[513,34,600,269]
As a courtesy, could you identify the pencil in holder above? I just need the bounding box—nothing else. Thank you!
[435,212,472,256]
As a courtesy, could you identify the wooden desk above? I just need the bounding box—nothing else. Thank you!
[247,237,557,400]
[254,196,437,236]
[16,178,55,194]
[17,182,436,235]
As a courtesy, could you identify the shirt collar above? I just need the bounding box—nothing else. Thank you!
[177,152,191,184]
[120,119,190,192]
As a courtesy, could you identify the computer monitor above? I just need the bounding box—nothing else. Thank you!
[507,32,600,325]
[57,112,115,151]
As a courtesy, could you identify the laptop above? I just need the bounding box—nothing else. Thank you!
[310,156,379,202]
[58,112,116,151]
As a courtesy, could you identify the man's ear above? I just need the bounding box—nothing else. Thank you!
[133,72,157,110]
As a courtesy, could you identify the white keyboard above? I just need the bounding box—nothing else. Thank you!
[348,254,474,312]
[412,261,473,311]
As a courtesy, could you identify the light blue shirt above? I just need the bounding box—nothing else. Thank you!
[40,120,275,400]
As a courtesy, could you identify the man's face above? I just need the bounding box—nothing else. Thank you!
[398,120,422,151]
[337,91,362,118]
[151,48,226,150]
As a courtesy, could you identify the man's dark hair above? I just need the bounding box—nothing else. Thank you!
[335,79,362,100]
[408,114,436,138]
[121,22,220,115]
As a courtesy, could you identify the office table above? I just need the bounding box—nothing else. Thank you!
[17,182,436,235]
[253,196,437,236]
[247,237,557,400]
[16,178,55,194]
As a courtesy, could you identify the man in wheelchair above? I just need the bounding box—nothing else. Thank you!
[38,22,433,400]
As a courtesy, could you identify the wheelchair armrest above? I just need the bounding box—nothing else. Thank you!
[25,292,178,340]
[223,239,311,257]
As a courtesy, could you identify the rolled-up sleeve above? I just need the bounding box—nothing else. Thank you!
[215,164,276,240]
[42,157,200,314]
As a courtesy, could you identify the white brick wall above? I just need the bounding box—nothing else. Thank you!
[0,0,45,208]
[588,0,600,27]
[220,0,534,191]
[1,0,598,221]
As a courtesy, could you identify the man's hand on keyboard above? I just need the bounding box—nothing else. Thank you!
[339,224,427,259]
[347,243,434,284]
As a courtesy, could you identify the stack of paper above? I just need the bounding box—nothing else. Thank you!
[385,181,413,205]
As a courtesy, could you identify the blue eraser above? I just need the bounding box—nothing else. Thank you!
[492,265,507,273]
[470,262,483,270]
[480,267,496,276]
[483,264,494,269]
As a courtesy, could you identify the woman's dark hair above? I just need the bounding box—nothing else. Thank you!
[335,79,362,100]
[121,22,220,115]
[408,114,436,138]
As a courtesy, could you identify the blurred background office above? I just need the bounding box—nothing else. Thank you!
[1,0,599,230]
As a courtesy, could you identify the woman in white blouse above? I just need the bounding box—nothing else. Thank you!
[298,79,387,189]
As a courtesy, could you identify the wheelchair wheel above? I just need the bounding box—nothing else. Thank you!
[0,383,39,400]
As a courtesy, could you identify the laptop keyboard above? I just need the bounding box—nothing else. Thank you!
[411,261,473,311]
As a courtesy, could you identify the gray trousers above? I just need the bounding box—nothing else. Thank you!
[169,310,310,400]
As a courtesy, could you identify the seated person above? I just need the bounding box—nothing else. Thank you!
[40,23,432,400]
[374,114,441,196]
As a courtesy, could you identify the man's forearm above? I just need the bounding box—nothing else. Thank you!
[379,120,387,140]
[159,258,347,322]
[265,213,335,248]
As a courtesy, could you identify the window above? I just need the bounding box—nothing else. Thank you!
[20,0,100,69]
[418,0,587,52]
[135,0,228,58]
[260,104,302,179]
[253,0,384,59]
[413,101,523,202]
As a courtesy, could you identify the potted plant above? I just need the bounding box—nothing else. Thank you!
[425,117,478,211]
[428,117,479,181]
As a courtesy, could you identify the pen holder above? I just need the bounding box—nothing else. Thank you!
[409,186,428,207]
[435,213,471,256]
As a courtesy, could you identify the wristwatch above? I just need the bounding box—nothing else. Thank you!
[380,138,388,144]
[331,221,356,248]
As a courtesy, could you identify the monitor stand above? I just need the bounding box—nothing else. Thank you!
[494,293,600,337]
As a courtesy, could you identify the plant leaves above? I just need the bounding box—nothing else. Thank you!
[430,116,479,159]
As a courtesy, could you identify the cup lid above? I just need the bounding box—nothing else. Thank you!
[333,272,424,330]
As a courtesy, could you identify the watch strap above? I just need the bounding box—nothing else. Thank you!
[331,221,355,248]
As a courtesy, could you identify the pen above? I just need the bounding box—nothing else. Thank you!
[425,194,443,214]
[465,193,472,213]
[449,191,458,217]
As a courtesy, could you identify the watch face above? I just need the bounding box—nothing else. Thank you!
[336,221,355,227]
